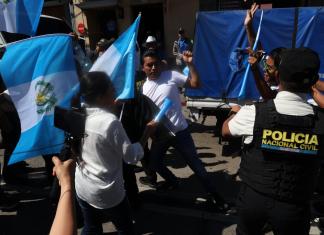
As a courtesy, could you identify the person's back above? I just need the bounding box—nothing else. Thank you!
[76,108,130,208]
[74,72,155,235]
[223,47,324,235]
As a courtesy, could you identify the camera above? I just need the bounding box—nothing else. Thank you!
[54,106,86,138]
[54,106,86,157]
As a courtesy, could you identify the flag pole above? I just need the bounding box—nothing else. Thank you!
[238,10,264,99]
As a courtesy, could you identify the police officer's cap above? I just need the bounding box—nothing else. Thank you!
[279,47,320,86]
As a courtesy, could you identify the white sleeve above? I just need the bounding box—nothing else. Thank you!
[107,120,144,165]
[228,105,256,137]
[171,70,188,88]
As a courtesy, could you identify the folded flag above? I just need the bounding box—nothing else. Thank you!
[0,34,79,164]
[154,98,172,122]
[0,0,43,36]
[90,14,141,100]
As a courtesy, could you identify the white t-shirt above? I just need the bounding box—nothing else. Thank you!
[142,70,188,133]
[75,107,144,209]
[229,91,314,144]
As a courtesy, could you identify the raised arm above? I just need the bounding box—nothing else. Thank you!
[244,3,260,49]
[183,51,201,88]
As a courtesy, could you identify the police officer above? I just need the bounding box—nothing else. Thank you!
[222,47,324,235]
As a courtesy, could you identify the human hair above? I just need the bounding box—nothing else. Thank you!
[269,47,286,69]
[79,71,114,106]
[141,49,160,65]
[280,71,319,93]
[278,47,320,93]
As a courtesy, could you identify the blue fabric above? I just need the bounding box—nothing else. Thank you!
[296,7,324,78]
[90,15,141,100]
[186,7,324,99]
[2,34,76,88]
[16,0,43,36]
[0,35,78,164]
[178,38,190,53]
[111,15,140,100]
[9,115,64,164]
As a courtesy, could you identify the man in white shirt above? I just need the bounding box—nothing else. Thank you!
[142,50,229,211]
[222,48,324,235]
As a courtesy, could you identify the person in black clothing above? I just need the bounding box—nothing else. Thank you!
[223,47,324,235]
[118,86,173,207]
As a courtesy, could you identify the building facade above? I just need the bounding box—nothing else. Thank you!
[43,0,324,60]
[72,0,198,61]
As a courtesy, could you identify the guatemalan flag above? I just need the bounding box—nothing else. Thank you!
[90,14,141,100]
[0,0,43,36]
[0,34,79,164]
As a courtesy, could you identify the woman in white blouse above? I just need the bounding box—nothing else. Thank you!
[75,71,155,235]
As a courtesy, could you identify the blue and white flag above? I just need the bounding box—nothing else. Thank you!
[0,0,43,36]
[90,15,141,100]
[0,34,79,164]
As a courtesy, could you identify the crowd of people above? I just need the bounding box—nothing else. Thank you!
[1,3,324,235]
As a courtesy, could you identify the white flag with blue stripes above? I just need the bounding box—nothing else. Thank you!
[0,0,43,36]
[90,15,141,100]
[0,35,79,164]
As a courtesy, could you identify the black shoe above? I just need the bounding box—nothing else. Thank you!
[139,176,158,189]
[212,201,236,214]
[209,194,236,215]
[0,193,18,212]
[156,180,179,191]
[133,165,144,173]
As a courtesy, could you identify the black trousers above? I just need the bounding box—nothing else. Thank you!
[236,184,310,235]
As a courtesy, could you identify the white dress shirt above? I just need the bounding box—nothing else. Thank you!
[229,91,314,144]
[75,107,144,209]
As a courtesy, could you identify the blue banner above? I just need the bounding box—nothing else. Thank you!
[186,7,324,99]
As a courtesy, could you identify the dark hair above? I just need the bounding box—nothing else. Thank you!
[269,47,286,68]
[79,71,114,106]
[279,47,320,93]
[141,49,160,64]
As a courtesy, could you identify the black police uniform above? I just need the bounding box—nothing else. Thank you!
[237,100,324,235]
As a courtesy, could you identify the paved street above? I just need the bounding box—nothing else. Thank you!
[0,108,323,234]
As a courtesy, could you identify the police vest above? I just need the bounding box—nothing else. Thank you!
[240,100,324,204]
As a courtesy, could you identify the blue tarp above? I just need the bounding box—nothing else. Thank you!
[186,7,324,99]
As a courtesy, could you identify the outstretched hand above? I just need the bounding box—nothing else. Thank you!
[244,3,259,26]
[182,51,193,64]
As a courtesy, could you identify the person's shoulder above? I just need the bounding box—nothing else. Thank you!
[237,104,256,117]
[87,109,117,132]
[159,70,173,80]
